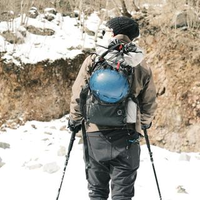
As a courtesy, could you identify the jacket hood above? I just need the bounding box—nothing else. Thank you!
[96,35,144,67]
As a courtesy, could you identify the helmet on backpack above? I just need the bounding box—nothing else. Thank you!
[89,69,130,103]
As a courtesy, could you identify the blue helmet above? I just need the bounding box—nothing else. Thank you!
[89,69,130,103]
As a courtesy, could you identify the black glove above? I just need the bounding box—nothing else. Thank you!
[141,122,152,130]
[68,119,82,133]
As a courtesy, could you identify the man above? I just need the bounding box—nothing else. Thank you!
[69,16,157,200]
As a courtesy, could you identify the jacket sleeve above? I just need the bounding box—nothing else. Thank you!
[137,64,157,125]
[69,55,93,122]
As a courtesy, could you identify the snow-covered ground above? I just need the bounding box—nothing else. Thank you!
[0,116,199,200]
[0,11,102,66]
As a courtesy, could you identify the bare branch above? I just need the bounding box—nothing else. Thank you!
[110,0,122,15]
[132,0,140,12]
[120,0,132,17]
[94,0,109,44]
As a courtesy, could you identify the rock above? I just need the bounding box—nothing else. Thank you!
[195,154,200,160]
[44,8,57,16]
[172,9,199,29]
[44,8,57,21]
[0,142,10,149]
[18,26,27,37]
[84,27,95,36]
[179,153,191,161]
[42,138,49,141]
[23,159,42,170]
[44,132,52,135]
[176,185,188,194]
[60,125,67,131]
[0,11,14,21]
[1,30,24,44]
[57,146,66,156]
[27,164,42,170]
[174,11,188,28]
[28,7,39,19]
[0,162,5,168]
[26,25,55,36]
[50,126,56,130]
[43,162,60,174]
[31,124,37,129]
[44,13,55,21]
[0,157,5,168]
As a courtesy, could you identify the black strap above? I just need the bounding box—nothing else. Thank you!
[99,42,122,59]
[90,42,124,74]
[81,120,90,180]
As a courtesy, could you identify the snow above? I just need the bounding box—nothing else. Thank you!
[0,116,199,200]
[0,12,102,66]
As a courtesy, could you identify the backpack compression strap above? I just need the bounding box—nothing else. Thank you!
[90,42,124,74]
[98,42,123,60]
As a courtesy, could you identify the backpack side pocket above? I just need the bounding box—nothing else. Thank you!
[126,98,137,124]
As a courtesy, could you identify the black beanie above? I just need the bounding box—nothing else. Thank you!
[106,16,139,41]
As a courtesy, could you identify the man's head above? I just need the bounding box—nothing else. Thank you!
[106,16,139,41]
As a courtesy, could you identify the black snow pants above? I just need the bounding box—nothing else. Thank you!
[85,129,141,200]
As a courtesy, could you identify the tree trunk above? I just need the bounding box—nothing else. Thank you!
[94,0,109,44]
[120,0,132,17]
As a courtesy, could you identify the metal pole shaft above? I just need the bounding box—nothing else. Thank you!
[56,131,76,200]
[143,129,163,200]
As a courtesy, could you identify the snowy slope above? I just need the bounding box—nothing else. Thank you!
[0,116,199,200]
[0,12,102,66]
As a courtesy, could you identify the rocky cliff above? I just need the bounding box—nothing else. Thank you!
[0,54,86,127]
[137,9,200,152]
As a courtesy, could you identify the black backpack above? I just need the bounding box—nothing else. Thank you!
[79,40,138,127]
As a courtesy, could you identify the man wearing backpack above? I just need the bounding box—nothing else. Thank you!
[68,16,157,200]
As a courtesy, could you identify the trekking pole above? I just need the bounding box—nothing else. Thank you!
[56,130,77,200]
[143,128,163,200]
